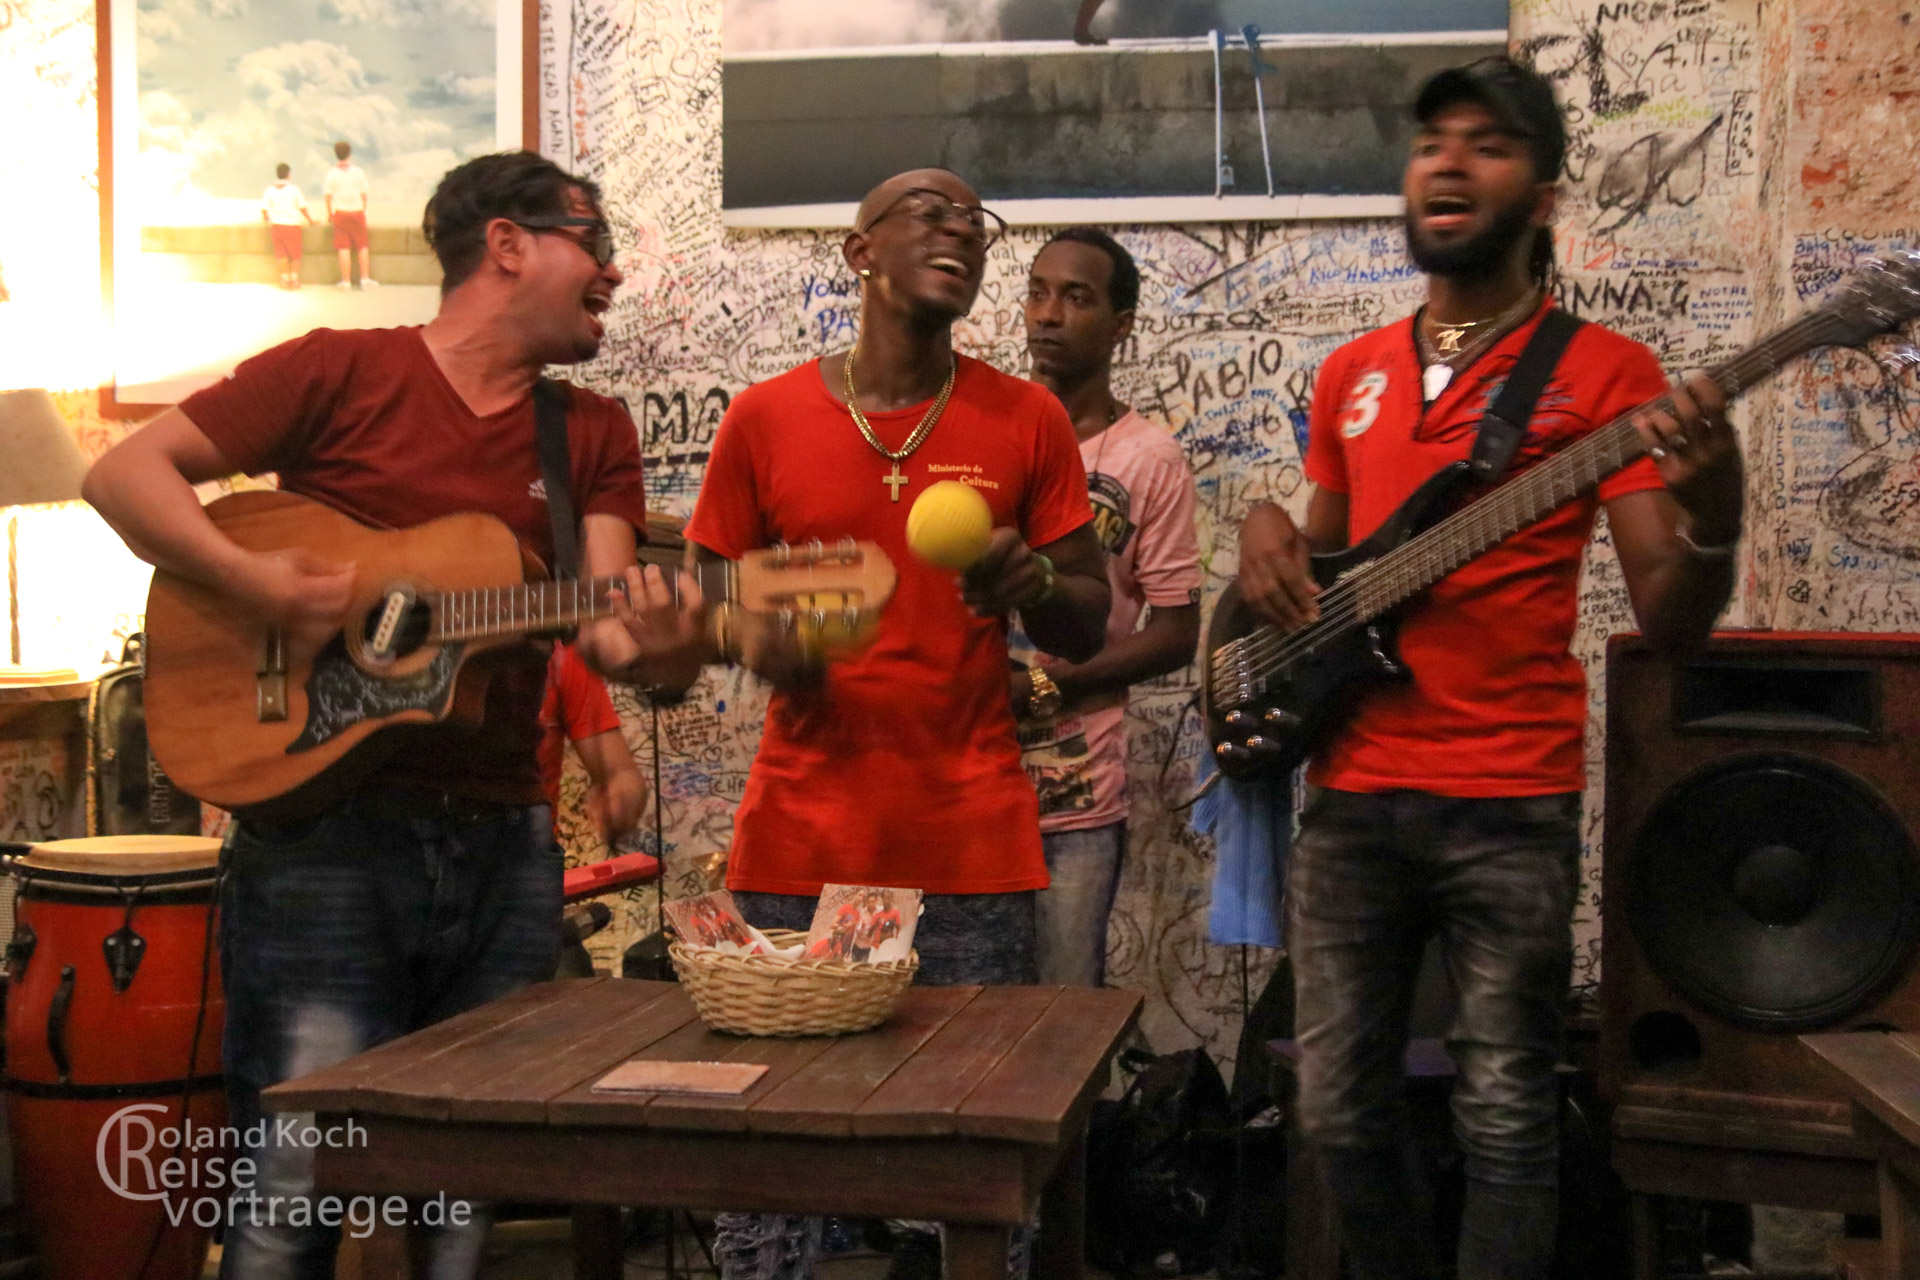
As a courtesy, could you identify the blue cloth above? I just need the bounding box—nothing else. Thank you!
[1192,751,1292,947]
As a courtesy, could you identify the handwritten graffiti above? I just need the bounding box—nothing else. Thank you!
[1592,115,1723,232]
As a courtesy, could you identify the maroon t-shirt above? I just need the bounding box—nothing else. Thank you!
[181,326,650,804]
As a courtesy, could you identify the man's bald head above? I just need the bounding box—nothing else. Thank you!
[854,168,980,232]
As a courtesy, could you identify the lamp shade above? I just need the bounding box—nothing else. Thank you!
[0,390,86,507]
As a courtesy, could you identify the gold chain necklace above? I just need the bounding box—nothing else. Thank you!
[843,348,957,502]
[1417,289,1540,402]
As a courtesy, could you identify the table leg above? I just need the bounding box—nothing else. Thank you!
[333,1221,411,1280]
[571,1205,623,1280]
[1629,1193,1661,1280]
[946,1223,1010,1280]
[1035,1127,1086,1280]
[1881,1160,1920,1280]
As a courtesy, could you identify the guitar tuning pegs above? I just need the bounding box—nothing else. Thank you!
[1263,708,1302,731]
[837,536,858,564]
[1215,742,1253,766]
[804,538,825,564]
[1225,710,1257,730]
[772,542,792,569]
[1245,735,1280,755]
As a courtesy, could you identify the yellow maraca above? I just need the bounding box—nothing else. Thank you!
[906,480,993,569]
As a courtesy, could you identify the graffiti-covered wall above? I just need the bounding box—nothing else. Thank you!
[4,0,1917,1075]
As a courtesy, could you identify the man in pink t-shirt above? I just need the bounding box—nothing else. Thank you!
[1016,227,1202,986]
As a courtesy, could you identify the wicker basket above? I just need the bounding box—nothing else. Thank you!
[668,929,919,1036]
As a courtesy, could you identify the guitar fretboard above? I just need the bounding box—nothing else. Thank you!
[1343,306,1854,623]
[1227,303,1870,691]
[427,560,730,643]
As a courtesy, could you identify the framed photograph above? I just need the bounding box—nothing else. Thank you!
[721,0,1506,228]
[98,0,538,411]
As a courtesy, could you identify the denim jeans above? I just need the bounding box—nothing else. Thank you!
[715,891,1038,1280]
[1035,822,1125,987]
[217,792,563,1280]
[1287,787,1581,1280]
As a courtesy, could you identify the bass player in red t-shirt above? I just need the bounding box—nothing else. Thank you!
[1235,59,1745,1280]
[83,151,705,1280]
[686,167,1110,1280]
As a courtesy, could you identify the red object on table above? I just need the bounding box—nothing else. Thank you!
[562,851,661,902]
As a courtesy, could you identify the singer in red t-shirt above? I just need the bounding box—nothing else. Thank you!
[1235,60,1746,1280]
[687,166,1111,1280]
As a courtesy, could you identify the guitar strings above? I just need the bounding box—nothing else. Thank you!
[1227,307,1848,679]
[428,566,715,642]
[1221,307,1852,687]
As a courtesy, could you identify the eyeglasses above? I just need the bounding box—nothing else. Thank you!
[511,216,617,268]
[860,189,1008,250]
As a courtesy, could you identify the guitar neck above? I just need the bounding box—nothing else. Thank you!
[1345,305,1858,621]
[426,560,729,643]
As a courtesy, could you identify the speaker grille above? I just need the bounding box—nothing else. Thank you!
[1626,750,1920,1031]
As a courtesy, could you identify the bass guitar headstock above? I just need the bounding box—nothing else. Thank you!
[1819,250,1920,348]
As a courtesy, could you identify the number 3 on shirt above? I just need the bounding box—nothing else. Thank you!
[1339,371,1389,439]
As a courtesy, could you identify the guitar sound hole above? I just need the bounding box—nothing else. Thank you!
[359,597,433,662]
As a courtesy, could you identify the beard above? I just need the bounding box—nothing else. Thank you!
[1404,196,1537,282]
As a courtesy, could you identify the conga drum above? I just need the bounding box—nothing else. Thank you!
[4,837,227,1280]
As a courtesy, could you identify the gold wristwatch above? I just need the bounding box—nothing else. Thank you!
[1027,666,1064,719]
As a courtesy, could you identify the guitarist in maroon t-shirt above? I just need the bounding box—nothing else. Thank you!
[83,152,705,1280]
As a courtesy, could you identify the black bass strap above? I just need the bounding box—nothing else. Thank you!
[532,378,580,580]
[1467,307,1585,483]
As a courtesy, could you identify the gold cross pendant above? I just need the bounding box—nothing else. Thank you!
[883,463,908,502]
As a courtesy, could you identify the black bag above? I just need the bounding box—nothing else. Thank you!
[1088,1046,1233,1278]
[89,634,200,836]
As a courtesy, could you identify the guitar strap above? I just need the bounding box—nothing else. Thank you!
[532,377,581,581]
[1466,307,1585,483]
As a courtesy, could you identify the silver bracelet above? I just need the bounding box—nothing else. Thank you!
[1677,523,1738,560]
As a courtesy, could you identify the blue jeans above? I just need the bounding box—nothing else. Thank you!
[217,792,563,1280]
[1035,823,1125,987]
[1287,788,1581,1280]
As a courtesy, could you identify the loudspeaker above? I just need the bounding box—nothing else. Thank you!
[1601,631,1920,1150]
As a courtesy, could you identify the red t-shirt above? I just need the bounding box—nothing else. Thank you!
[1302,304,1667,796]
[181,326,651,804]
[538,641,623,810]
[685,355,1094,895]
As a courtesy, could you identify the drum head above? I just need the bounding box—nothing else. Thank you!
[20,836,221,877]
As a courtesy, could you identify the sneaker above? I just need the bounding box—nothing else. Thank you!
[361,278,379,288]
[335,280,351,290]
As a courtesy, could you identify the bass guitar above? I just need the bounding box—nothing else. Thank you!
[1203,251,1920,780]
[144,490,896,815]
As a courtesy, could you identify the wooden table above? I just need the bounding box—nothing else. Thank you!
[264,977,1141,1280]
[1803,1032,1920,1280]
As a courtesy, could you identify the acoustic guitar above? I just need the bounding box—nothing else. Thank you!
[144,490,896,815]
[1203,251,1920,781]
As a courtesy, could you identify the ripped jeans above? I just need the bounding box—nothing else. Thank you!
[217,790,563,1280]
